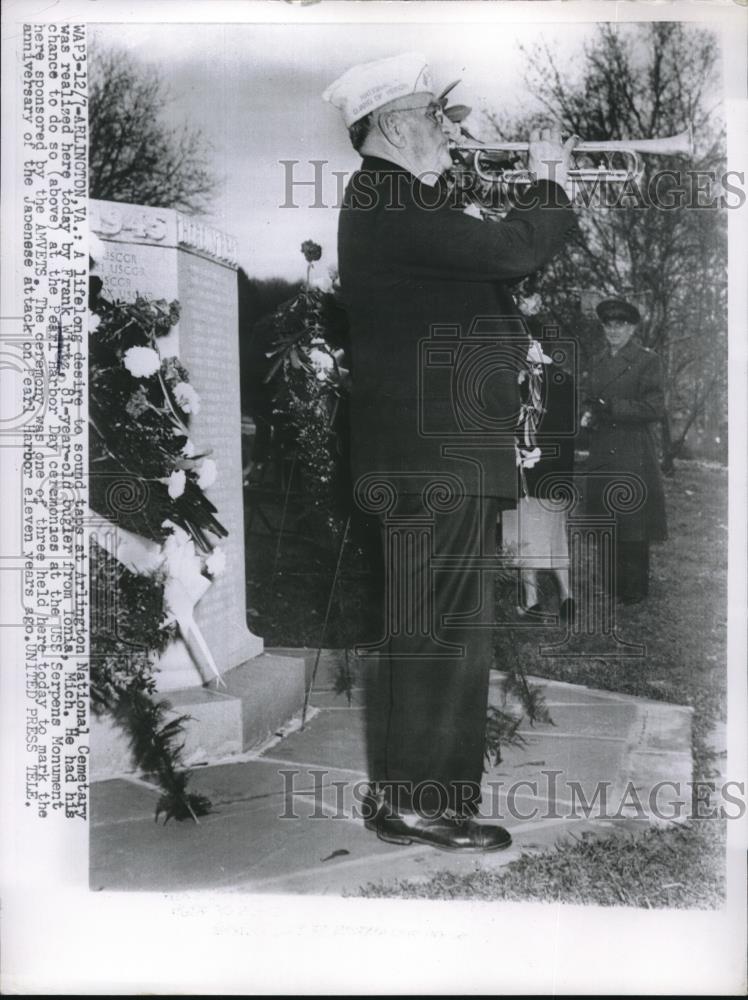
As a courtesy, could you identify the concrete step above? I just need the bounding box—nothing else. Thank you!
[90,651,306,780]
[267,646,377,691]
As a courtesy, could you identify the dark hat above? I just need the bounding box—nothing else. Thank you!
[596,298,641,324]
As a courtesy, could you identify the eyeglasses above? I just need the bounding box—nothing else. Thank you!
[385,101,444,126]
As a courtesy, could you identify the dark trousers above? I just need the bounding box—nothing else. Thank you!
[365,493,499,815]
[616,540,650,601]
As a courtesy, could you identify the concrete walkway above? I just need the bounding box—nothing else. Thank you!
[90,668,693,896]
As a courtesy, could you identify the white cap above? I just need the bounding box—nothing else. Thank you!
[322,51,433,128]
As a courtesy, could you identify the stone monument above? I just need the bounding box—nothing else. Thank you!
[90,199,262,690]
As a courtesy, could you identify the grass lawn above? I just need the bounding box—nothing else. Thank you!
[493,459,728,782]
[357,821,726,909]
[245,459,729,907]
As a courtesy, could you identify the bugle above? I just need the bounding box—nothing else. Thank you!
[455,127,693,186]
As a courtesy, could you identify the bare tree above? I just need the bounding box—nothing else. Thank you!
[486,23,727,463]
[89,46,218,213]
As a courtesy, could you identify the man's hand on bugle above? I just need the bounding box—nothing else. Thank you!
[527,126,579,189]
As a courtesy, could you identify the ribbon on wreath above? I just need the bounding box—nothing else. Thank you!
[516,339,552,498]
[95,518,225,687]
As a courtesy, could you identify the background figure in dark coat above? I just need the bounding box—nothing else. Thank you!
[581,298,668,604]
[326,52,577,850]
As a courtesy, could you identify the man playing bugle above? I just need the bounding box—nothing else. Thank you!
[324,52,578,852]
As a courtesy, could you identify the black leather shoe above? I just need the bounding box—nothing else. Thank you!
[374,809,512,853]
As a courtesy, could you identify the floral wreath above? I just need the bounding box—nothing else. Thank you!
[89,279,229,821]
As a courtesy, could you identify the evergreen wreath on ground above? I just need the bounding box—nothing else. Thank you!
[89,288,228,822]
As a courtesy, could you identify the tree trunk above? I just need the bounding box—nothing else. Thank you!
[660,413,675,476]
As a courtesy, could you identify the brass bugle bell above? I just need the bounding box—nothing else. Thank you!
[455,127,693,186]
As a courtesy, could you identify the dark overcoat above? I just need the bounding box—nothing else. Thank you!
[338,157,577,501]
[582,338,668,542]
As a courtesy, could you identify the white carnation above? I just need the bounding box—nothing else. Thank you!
[197,458,217,489]
[173,381,201,415]
[123,346,160,378]
[521,292,543,316]
[167,469,186,499]
[89,313,101,333]
[308,348,334,372]
[205,547,226,578]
